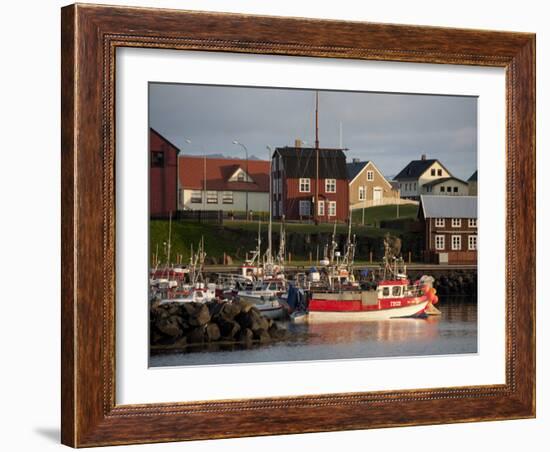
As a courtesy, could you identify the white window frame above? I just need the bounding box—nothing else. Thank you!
[206,191,218,204]
[451,235,462,250]
[468,218,477,228]
[222,191,233,204]
[435,218,445,227]
[358,186,366,201]
[435,235,445,250]
[190,190,202,203]
[325,179,336,193]
[299,200,311,216]
[328,201,337,217]
[318,200,325,216]
[451,218,462,228]
[299,178,310,193]
[468,235,477,250]
[366,170,374,181]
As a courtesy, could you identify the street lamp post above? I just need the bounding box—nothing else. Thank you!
[232,140,249,220]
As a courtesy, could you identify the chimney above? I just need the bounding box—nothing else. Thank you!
[352,158,360,163]
[421,154,426,160]
[295,138,303,148]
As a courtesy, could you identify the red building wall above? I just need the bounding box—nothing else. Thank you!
[149,129,179,218]
[283,178,349,222]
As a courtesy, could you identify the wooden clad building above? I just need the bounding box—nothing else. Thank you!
[418,195,478,264]
[271,145,349,222]
[149,128,180,218]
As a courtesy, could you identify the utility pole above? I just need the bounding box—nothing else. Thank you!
[314,91,319,225]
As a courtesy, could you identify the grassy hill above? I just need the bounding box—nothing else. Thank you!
[351,203,418,226]
[150,204,422,265]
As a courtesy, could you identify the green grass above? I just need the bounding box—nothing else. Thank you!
[222,220,394,237]
[351,204,418,225]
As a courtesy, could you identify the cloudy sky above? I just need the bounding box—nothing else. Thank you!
[149,83,477,180]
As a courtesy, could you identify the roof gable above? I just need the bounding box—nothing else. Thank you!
[468,170,478,182]
[179,156,269,192]
[394,159,451,180]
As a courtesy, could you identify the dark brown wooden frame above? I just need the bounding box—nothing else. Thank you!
[61,3,535,447]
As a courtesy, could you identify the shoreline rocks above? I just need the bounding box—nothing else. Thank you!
[150,300,290,350]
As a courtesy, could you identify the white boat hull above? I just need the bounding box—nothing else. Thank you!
[295,300,429,323]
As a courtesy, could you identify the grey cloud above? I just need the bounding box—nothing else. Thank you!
[149,83,477,180]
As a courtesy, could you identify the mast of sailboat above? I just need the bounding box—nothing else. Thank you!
[314,91,320,225]
[267,145,273,266]
[166,211,172,268]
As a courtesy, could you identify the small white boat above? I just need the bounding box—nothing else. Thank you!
[159,283,216,304]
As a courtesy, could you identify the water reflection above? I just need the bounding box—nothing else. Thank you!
[150,297,477,367]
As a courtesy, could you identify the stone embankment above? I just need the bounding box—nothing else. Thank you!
[150,300,289,351]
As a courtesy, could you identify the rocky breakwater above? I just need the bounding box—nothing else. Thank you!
[150,300,290,351]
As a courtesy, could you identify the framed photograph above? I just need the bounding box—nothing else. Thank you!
[61,3,535,447]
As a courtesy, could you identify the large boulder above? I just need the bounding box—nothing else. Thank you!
[218,319,241,339]
[156,317,183,338]
[187,326,205,343]
[205,323,221,342]
[188,304,211,326]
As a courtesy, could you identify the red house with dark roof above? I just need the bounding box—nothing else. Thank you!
[271,144,349,222]
[178,156,270,213]
[149,128,180,218]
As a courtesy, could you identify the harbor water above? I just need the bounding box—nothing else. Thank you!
[149,297,477,367]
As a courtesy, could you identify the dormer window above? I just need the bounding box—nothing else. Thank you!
[237,173,245,182]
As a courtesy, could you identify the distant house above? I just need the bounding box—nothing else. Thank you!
[149,128,180,219]
[272,143,349,222]
[418,195,478,264]
[393,154,453,200]
[468,171,478,196]
[421,176,469,196]
[178,156,270,213]
[346,159,400,208]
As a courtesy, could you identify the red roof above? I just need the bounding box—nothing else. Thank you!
[179,156,270,193]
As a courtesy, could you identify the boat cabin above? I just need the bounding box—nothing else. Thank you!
[377,279,421,299]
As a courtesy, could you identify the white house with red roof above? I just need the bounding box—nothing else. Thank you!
[178,156,270,213]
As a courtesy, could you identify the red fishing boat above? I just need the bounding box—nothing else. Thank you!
[291,223,438,323]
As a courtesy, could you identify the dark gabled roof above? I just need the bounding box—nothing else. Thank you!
[394,159,443,180]
[276,147,348,179]
[346,161,370,181]
[468,170,478,182]
[422,176,468,188]
[149,128,181,153]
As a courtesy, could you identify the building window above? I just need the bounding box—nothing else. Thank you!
[237,172,245,182]
[279,200,282,215]
[328,201,337,217]
[413,183,417,190]
[190,191,202,203]
[325,179,336,193]
[452,218,461,228]
[435,218,445,228]
[440,186,445,192]
[222,191,233,204]
[437,169,442,176]
[468,235,477,250]
[468,219,477,228]
[358,186,366,201]
[299,200,311,216]
[272,200,277,215]
[206,191,218,204]
[318,200,325,216]
[299,178,310,193]
[435,235,445,250]
[447,186,452,192]
[151,151,164,167]
[453,186,458,193]
[452,235,462,250]
[431,168,436,176]
[367,170,374,181]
